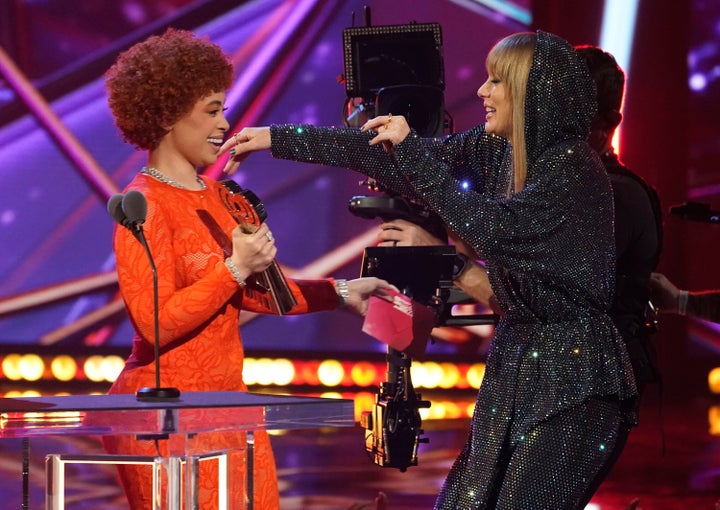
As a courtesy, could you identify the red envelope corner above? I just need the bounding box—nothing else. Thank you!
[362,289,437,358]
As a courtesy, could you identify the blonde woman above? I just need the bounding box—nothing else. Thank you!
[223,30,637,509]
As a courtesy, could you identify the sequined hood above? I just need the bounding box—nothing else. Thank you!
[524,31,596,174]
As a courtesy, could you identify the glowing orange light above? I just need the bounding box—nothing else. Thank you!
[317,360,344,387]
[299,360,321,386]
[243,358,278,385]
[465,401,476,418]
[354,391,376,422]
[708,368,720,394]
[350,361,378,387]
[19,354,44,382]
[466,363,486,389]
[439,400,464,419]
[2,354,23,381]
[2,390,41,398]
[709,406,720,435]
[50,355,78,382]
[410,362,436,389]
[612,129,621,156]
[439,362,461,389]
[426,401,445,420]
[101,355,125,382]
[271,358,295,386]
[319,391,343,400]
[83,356,108,382]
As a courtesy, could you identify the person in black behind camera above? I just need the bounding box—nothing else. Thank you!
[575,45,664,398]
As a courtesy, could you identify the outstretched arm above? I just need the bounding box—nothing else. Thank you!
[342,277,398,316]
[219,115,410,177]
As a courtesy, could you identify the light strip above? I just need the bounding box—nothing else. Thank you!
[448,0,532,26]
[600,0,640,155]
[599,0,639,74]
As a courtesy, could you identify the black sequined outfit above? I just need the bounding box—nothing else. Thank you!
[270,31,638,509]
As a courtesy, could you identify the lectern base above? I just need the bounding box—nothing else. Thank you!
[46,451,230,510]
[136,387,181,401]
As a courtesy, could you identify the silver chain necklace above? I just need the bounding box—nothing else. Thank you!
[140,166,206,190]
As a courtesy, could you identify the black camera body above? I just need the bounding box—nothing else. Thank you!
[354,204,496,472]
[349,194,449,244]
[360,375,430,471]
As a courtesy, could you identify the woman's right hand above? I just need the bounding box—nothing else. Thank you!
[648,272,681,313]
[219,127,272,175]
[228,223,277,280]
[376,219,445,247]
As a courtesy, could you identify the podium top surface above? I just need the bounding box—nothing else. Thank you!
[0,391,344,412]
[0,391,355,438]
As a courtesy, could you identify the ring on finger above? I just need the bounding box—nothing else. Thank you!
[266,231,274,242]
[233,132,240,145]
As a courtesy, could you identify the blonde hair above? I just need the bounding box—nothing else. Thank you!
[486,32,535,193]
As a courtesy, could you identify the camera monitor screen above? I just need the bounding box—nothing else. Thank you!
[342,23,445,98]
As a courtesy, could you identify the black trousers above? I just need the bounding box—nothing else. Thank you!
[487,396,630,510]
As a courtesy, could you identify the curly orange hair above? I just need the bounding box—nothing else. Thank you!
[105,28,234,150]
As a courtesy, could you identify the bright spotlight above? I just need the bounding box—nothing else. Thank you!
[317,360,344,387]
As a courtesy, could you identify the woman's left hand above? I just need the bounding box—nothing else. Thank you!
[361,114,411,150]
[343,277,398,316]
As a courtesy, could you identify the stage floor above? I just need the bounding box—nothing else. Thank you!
[1,392,718,509]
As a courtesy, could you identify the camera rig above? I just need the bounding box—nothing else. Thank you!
[357,241,496,471]
[358,244,452,472]
[340,10,447,137]
[349,191,449,243]
[341,9,491,471]
[360,345,431,471]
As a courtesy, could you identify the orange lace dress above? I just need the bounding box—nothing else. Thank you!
[102,173,340,509]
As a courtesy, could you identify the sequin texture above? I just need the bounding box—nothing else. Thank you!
[270,30,637,509]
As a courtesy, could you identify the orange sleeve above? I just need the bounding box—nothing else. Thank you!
[114,198,241,348]
[240,278,340,315]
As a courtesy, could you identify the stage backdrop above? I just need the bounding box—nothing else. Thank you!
[1,0,717,401]
[0,0,528,359]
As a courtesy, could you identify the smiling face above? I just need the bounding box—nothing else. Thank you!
[166,92,229,168]
[477,72,513,142]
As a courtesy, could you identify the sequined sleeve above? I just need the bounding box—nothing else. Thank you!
[394,133,615,298]
[270,124,506,198]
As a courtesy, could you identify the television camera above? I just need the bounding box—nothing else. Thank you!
[341,8,494,472]
[352,199,496,472]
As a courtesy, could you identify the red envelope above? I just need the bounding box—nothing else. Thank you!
[362,289,437,358]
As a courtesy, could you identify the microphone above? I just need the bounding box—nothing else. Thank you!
[669,201,720,224]
[121,190,148,228]
[107,192,145,240]
[107,193,129,228]
[106,191,180,401]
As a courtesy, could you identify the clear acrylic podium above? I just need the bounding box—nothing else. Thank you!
[0,391,355,509]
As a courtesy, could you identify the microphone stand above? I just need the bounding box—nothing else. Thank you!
[133,222,181,402]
